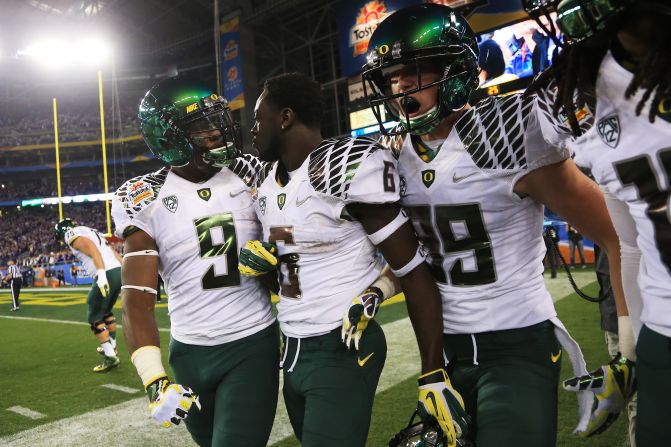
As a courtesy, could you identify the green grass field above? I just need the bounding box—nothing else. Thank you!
[0,269,629,446]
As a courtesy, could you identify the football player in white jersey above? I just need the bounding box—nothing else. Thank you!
[111,78,278,447]
[54,218,123,372]
[526,0,671,445]
[363,4,628,446]
[238,72,468,447]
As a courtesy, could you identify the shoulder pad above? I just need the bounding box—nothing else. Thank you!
[534,80,595,136]
[227,154,272,188]
[456,94,534,170]
[308,136,383,198]
[377,125,405,159]
[115,168,169,220]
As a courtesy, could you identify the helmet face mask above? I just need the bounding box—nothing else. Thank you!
[139,78,242,168]
[522,0,564,47]
[361,3,479,137]
[389,410,462,447]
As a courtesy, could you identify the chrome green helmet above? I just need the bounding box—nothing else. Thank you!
[361,3,479,136]
[139,77,242,167]
[54,218,77,241]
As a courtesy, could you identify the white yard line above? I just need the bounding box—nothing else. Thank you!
[1,280,595,446]
[0,318,419,447]
[100,384,141,394]
[0,315,171,332]
[6,407,46,420]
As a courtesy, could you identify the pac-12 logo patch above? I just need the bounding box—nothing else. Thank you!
[259,197,267,215]
[597,115,620,148]
[162,195,178,213]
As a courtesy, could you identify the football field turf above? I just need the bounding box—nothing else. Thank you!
[0,269,629,446]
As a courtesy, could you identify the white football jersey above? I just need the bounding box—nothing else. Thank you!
[111,156,275,346]
[569,51,671,337]
[253,136,399,338]
[392,93,571,334]
[65,226,121,277]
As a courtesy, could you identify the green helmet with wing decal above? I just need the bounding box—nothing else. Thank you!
[138,77,242,167]
[361,3,479,136]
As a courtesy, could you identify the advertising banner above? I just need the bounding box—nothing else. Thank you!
[337,0,529,77]
[220,15,245,111]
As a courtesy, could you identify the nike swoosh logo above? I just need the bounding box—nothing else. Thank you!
[296,196,310,207]
[452,172,478,183]
[357,352,374,367]
[551,350,562,363]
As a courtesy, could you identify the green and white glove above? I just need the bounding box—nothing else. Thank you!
[239,240,278,276]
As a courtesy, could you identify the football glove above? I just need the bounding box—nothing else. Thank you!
[563,353,636,437]
[341,287,382,350]
[96,269,110,298]
[146,377,201,428]
[417,369,470,447]
[239,240,278,277]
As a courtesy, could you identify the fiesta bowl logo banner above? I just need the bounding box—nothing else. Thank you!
[350,1,391,58]
[337,0,418,77]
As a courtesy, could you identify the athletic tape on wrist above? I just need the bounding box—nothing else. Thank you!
[122,285,158,295]
[369,275,396,301]
[367,210,409,246]
[131,346,168,388]
[618,316,637,361]
[391,246,427,278]
[123,250,159,258]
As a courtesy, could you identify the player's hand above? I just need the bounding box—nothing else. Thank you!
[341,287,382,350]
[417,369,470,447]
[96,269,110,298]
[146,377,201,428]
[239,240,278,276]
[563,353,636,437]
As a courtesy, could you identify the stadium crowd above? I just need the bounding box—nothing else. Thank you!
[0,203,113,266]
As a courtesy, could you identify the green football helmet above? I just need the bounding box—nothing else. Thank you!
[139,77,242,167]
[54,218,78,241]
[361,3,479,136]
[524,0,635,44]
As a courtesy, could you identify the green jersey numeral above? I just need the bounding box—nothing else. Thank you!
[194,213,240,290]
[407,203,497,286]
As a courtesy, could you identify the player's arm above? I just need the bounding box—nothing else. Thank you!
[347,202,443,372]
[122,228,200,427]
[514,158,626,323]
[515,158,635,437]
[347,201,470,445]
[71,236,111,297]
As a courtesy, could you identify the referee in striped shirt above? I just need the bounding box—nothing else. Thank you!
[3,260,22,311]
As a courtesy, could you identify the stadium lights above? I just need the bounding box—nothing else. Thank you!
[21,192,113,207]
[16,37,111,68]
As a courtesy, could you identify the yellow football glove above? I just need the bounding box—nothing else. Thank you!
[417,369,470,447]
[239,240,278,277]
[563,353,636,437]
[146,377,201,428]
[341,287,382,350]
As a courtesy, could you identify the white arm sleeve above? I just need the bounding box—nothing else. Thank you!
[603,190,642,342]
